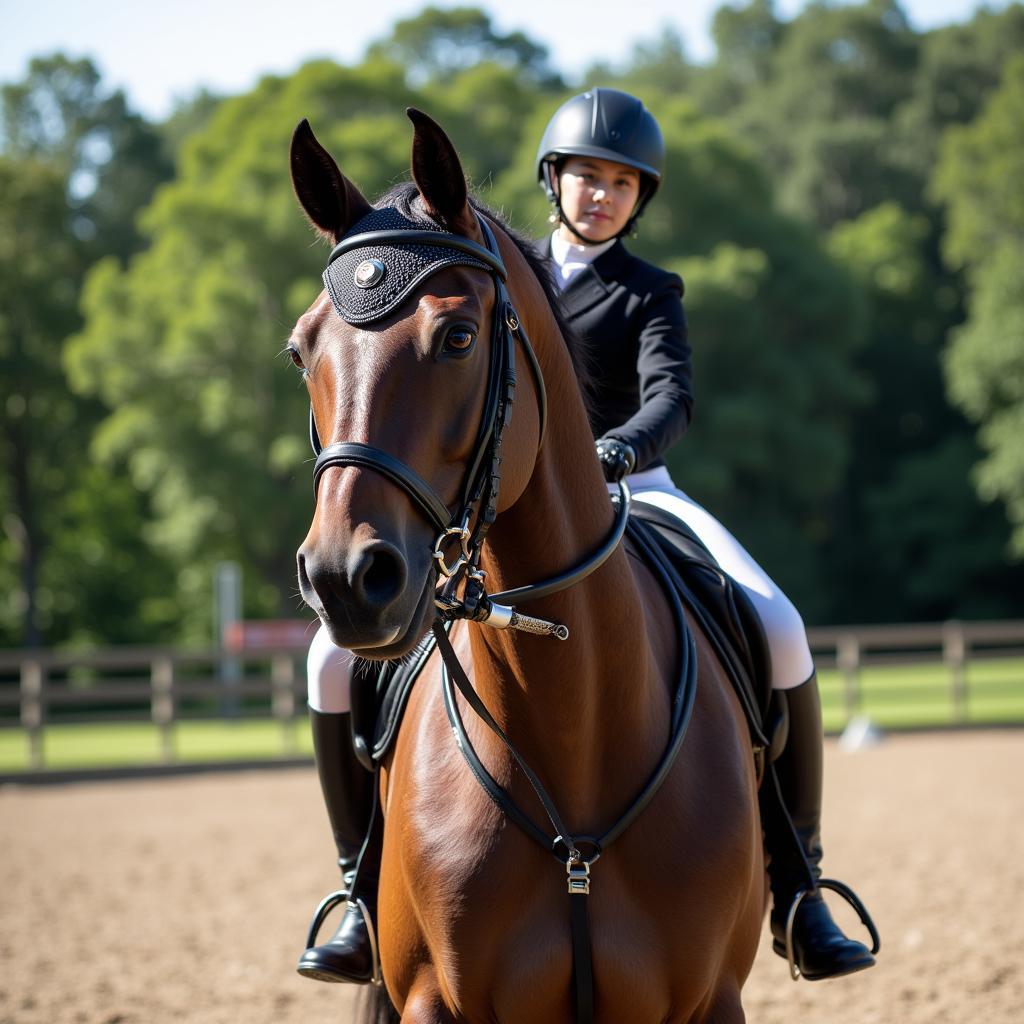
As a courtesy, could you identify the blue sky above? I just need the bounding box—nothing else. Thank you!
[1,0,1012,119]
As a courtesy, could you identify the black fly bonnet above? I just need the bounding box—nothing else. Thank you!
[322,207,493,324]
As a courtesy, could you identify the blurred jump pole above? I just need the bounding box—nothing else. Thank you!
[214,561,242,719]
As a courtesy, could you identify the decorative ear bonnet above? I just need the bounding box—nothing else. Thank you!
[323,207,492,324]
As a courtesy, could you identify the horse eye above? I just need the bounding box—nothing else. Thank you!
[287,346,304,369]
[444,328,476,355]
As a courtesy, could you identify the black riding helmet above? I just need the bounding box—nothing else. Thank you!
[536,88,664,239]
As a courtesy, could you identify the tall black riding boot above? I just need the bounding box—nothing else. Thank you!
[763,675,879,981]
[296,708,378,984]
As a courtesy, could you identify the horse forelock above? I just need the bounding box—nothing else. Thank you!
[372,182,598,422]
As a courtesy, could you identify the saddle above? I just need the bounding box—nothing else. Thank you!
[350,502,777,774]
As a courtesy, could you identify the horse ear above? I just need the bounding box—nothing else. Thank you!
[406,107,477,238]
[290,119,371,243]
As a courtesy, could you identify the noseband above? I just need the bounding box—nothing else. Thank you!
[310,208,629,635]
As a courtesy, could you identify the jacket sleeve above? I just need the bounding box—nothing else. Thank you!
[604,274,693,472]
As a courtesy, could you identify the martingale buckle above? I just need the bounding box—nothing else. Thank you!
[567,857,591,896]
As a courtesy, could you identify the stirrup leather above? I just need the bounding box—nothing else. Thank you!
[304,887,383,986]
[782,878,881,981]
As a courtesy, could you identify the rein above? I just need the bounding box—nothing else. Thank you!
[311,211,695,1023]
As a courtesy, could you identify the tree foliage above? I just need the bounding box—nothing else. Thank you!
[934,57,1024,552]
[3,2,1023,647]
[0,57,173,646]
[367,6,563,88]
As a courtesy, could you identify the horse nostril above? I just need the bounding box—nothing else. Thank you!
[297,551,312,593]
[350,542,407,610]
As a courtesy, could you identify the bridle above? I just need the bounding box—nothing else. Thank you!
[309,211,630,637]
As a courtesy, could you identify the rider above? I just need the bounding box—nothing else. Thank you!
[297,87,876,986]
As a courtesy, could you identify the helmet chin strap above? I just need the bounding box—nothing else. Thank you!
[551,202,639,246]
[546,164,641,246]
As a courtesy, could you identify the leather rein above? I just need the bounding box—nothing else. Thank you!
[310,213,698,1023]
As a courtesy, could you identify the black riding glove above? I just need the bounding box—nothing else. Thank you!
[595,437,637,483]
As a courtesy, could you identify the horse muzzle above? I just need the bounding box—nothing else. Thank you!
[297,536,435,657]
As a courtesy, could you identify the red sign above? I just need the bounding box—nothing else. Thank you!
[223,619,318,651]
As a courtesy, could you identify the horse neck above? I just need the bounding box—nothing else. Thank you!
[466,288,664,816]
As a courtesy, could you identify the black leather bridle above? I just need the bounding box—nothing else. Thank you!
[310,213,630,633]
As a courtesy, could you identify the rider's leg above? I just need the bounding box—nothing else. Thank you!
[296,625,376,984]
[632,479,876,979]
[762,674,875,979]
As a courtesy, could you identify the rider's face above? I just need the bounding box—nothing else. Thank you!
[556,156,642,244]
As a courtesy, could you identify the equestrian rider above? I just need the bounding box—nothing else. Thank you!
[297,88,877,986]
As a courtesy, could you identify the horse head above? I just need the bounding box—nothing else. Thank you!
[288,111,544,659]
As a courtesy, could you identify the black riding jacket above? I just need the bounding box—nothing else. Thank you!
[545,238,693,472]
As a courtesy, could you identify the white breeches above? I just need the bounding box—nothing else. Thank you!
[306,466,814,710]
[626,465,813,689]
[306,624,353,713]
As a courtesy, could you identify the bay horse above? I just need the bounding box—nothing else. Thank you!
[289,109,765,1023]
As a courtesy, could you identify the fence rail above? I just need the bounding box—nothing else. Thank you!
[0,645,304,770]
[2,619,1023,771]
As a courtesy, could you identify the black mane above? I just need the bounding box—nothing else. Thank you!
[374,182,597,416]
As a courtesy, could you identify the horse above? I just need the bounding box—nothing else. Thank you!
[288,108,766,1023]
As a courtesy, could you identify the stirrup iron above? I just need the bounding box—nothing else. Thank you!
[304,887,383,986]
[782,878,881,981]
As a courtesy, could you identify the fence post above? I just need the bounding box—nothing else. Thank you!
[837,633,861,724]
[151,656,176,763]
[20,659,45,770]
[271,655,297,754]
[943,620,968,724]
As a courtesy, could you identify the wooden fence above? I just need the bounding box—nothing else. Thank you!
[2,620,1023,771]
[0,645,307,771]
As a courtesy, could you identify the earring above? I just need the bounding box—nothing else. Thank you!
[548,211,559,225]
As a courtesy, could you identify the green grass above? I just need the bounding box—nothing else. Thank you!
[818,657,1024,732]
[1,659,1021,774]
[0,719,314,773]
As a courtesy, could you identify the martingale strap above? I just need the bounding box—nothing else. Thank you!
[435,515,700,1024]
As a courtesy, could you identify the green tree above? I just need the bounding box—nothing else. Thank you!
[933,54,1024,556]
[0,56,174,643]
[894,4,1024,190]
[2,54,172,263]
[419,61,563,188]
[65,61,425,641]
[824,203,1019,619]
[729,0,920,228]
[695,0,784,115]
[0,56,173,646]
[367,6,562,88]
[0,158,79,645]
[584,28,695,100]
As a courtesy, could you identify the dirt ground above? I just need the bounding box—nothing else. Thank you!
[2,730,1021,1023]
